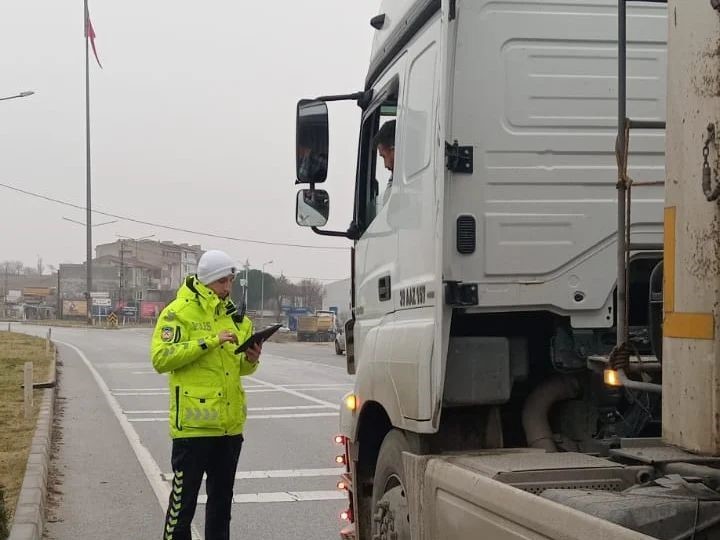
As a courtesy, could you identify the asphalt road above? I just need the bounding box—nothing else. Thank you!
[16,324,352,540]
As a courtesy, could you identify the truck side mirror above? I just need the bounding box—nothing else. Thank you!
[296,99,329,183]
[296,189,330,227]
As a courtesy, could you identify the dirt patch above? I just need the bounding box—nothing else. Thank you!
[690,34,720,97]
[0,331,53,525]
[44,376,65,537]
[686,214,720,280]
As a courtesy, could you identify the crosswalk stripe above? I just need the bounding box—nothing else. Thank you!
[195,491,346,504]
[124,405,335,415]
[113,388,283,396]
[161,467,343,482]
[128,412,339,422]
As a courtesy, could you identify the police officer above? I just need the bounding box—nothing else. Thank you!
[151,249,261,540]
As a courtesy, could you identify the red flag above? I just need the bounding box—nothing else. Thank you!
[85,8,103,69]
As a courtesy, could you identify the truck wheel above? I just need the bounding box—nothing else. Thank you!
[371,430,414,540]
[335,340,343,355]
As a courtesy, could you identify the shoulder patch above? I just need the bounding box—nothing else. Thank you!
[161,326,174,342]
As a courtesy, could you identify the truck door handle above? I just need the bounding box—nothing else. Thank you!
[378,275,391,302]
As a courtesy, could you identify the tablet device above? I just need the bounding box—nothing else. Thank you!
[235,324,283,353]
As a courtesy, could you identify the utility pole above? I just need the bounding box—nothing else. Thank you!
[243,259,250,309]
[2,263,7,319]
[261,260,273,321]
[57,267,62,319]
[84,0,94,326]
[119,239,125,309]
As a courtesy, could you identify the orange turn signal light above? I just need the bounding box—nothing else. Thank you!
[345,394,357,412]
[604,369,621,387]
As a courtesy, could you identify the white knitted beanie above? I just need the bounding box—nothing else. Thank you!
[197,250,236,285]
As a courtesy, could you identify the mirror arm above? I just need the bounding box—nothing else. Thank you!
[315,90,373,108]
[311,226,353,239]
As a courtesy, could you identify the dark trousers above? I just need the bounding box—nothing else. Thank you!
[163,434,244,540]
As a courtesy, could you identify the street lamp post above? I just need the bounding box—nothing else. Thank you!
[261,260,273,322]
[242,259,250,309]
[0,90,35,102]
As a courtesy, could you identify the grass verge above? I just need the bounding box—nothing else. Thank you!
[0,331,52,532]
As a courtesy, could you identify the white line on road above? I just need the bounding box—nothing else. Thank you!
[128,412,339,422]
[112,388,286,396]
[114,383,351,392]
[113,391,169,396]
[249,412,339,419]
[124,405,335,414]
[196,491,346,504]
[245,375,340,410]
[55,340,202,540]
[161,467,343,481]
[113,387,166,391]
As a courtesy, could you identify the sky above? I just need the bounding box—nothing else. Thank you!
[0,1,380,283]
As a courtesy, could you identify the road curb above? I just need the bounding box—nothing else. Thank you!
[8,380,56,540]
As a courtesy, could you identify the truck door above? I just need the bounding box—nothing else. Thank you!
[392,14,442,422]
[352,77,402,376]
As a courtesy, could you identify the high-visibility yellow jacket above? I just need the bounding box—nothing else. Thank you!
[151,276,257,439]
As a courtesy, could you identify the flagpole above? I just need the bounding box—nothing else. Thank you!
[84,0,93,325]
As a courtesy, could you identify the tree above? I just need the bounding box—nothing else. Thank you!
[274,273,292,318]
[0,261,23,275]
[296,279,324,311]
[230,269,277,311]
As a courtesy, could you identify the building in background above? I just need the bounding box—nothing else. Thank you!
[323,278,351,322]
[1,272,58,319]
[95,239,202,292]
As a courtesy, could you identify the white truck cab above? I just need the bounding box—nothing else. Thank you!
[293,1,673,539]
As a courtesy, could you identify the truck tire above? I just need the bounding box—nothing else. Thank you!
[370,430,415,540]
[335,340,343,355]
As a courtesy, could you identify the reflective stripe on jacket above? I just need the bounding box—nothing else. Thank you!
[151,276,256,439]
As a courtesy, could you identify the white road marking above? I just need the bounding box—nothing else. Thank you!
[113,391,169,396]
[196,491,346,504]
[113,387,166,391]
[248,405,334,412]
[161,467,343,481]
[131,371,156,375]
[124,405,334,414]
[128,412,339,422]
[245,375,340,410]
[249,412,339,419]
[55,340,202,540]
[112,388,283,396]
[113,383,350,392]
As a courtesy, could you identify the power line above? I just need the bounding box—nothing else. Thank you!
[277,275,348,282]
[0,181,350,252]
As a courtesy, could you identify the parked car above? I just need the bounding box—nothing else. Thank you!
[334,326,345,355]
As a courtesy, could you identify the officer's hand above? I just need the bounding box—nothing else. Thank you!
[246,343,262,363]
[218,330,238,345]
